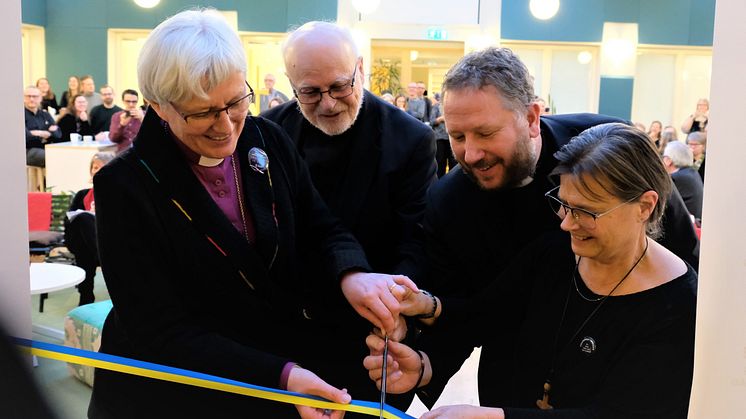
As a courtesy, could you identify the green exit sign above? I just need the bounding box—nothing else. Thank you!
[426,28,448,40]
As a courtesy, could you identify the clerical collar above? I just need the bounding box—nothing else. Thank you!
[197,156,224,167]
[163,121,225,167]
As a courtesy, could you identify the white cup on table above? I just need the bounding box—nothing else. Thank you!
[69,133,82,143]
[83,135,93,143]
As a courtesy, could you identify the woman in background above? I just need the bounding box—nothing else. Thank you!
[36,77,59,113]
[57,94,94,141]
[59,75,80,113]
[64,151,116,305]
[395,94,407,111]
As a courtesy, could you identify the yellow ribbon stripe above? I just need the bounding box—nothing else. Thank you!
[17,338,412,419]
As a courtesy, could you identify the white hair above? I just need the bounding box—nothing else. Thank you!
[664,141,694,168]
[138,8,247,105]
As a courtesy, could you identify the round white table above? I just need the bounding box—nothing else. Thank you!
[30,263,85,295]
[30,263,86,340]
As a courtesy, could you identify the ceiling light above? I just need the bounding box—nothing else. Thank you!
[530,0,560,20]
[134,0,160,8]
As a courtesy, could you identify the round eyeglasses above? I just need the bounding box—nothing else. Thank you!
[544,185,641,229]
[292,62,358,105]
[173,81,254,129]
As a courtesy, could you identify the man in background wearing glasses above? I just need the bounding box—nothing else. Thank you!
[414,47,700,408]
[262,21,436,409]
[108,89,144,153]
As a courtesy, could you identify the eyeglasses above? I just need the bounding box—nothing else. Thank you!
[173,81,254,128]
[292,62,358,105]
[544,186,641,229]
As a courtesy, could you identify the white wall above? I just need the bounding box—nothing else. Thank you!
[0,2,32,337]
[688,0,746,417]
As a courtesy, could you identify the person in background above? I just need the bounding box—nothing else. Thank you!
[79,75,102,111]
[395,94,408,111]
[663,141,704,222]
[663,125,679,141]
[535,97,550,115]
[90,85,122,139]
[258,73,289,112]
[64,151,116,306]
[647,120,663,150]
[267,97,285,109]
[633,121,646,132]
[687,131,707,182]
[681,98,709,134]
[36,77,59,114]
[405,81,427,123]
[368,123,697,419]
[262,20,436,409]
[24,85,62,167]
[108,89,144,153]
[88,10,412,418]
[57,94,94,142]
[430,92,456,178]
[59,75,80,112]
[417,81,432,122]
[380,92,395,105]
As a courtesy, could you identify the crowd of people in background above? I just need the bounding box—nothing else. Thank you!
[24,75,145,167]
[634,97,709,227]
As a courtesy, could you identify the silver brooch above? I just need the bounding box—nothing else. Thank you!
[580,336,596,355]
[248,147,269,174]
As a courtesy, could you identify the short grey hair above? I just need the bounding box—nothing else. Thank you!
[551,123,672,239]
[281,21,359,65]
[663,141,693,168]
[442,47,535,115]
[686,131,707,146]
[138,9,246,105]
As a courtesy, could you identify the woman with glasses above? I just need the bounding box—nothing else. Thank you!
[87,9,411,418]
[366,123,697,419]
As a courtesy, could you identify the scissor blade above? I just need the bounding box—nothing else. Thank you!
[380,335,389,419]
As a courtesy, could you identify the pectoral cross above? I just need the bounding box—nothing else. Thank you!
[536,381,554,410]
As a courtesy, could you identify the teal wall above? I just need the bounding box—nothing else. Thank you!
[21,0,336,100]
[502,0,715,46]
[22,0,46,26]
[599,77,634,121]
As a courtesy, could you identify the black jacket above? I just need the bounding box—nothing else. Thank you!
[262,90,437,283]
[89,110,370,417]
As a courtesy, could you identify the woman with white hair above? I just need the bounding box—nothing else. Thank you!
[88,9,412,418]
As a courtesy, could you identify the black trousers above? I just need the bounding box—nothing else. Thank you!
[65,213,98,303]
[435,140,457,178]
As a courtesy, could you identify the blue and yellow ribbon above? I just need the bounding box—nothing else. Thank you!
[15,338,414,418]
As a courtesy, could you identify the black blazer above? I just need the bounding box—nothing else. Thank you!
[262,91,437,284]
[421,113,700,406]
[88,110,370,417]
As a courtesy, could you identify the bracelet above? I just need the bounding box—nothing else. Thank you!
[416,290,438,319]
[414,350,426,389]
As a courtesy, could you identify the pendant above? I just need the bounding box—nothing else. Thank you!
[536,381,553,410]
[580,336,596,355]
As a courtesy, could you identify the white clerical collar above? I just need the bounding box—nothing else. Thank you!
[197,156,224,167]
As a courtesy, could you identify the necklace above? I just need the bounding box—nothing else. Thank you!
[536,238,649,410]
[230,153,251,243]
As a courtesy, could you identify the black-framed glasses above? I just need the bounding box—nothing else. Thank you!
[292,62,358,104]
[544,186,641,229]
[174,81,254,128]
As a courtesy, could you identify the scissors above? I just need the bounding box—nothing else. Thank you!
[380,335,389,418]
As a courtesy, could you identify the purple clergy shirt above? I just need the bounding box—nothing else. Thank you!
[169,128,255,242]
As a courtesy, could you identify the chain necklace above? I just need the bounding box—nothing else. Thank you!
[536,238,649,410]
[230,153,251,244]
